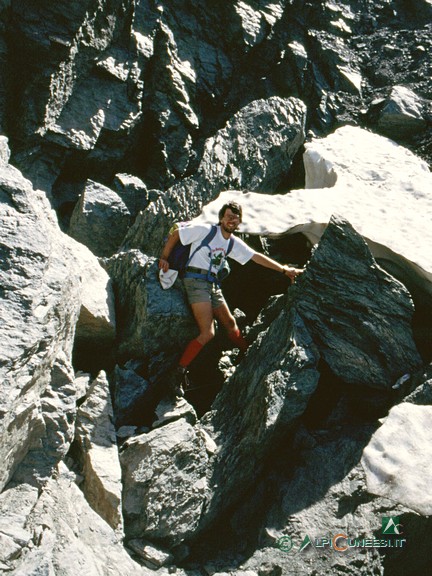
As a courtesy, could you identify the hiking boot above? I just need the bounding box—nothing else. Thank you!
[177,366,191,391]
[169,366,190,398]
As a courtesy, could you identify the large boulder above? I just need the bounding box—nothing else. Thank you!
[293,216,422,389]
[105,252,196,360]
[68,179,132,257]
[120,418,211,545]
[0,146,114,490]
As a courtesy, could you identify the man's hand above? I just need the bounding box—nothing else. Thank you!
[159,258,170,272]
[282,265,304,284]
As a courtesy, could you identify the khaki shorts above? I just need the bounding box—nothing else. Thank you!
[183,277,226,308]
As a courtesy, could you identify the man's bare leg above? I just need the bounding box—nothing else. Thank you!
[213,303,248,352]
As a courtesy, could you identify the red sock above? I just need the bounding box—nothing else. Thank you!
[228,329,249,352]
[179,339,204,368]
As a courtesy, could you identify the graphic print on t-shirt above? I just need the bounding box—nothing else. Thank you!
[209,248,226,274]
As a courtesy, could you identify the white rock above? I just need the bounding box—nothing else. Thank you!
[361,403,432,515]
[76,371,123,533]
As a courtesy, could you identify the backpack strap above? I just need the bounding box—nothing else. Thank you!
[185,225,218,268]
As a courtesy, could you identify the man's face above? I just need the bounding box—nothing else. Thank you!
[220,208,241,233]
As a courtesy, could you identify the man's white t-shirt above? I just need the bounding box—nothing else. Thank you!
[178,224,255,276]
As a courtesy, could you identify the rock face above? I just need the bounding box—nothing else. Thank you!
[293,215,422,389]
[69,179,132,257]
[122,95,306,256]
[120,418,210,545]
[104,253,197,360]
[0,159,81,491]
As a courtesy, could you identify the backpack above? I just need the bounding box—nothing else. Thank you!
[168,223,234,281]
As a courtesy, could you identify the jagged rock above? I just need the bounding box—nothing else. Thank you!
[127,538,174,568]
[371,85,428,138]
[105,251,196,359]
[68,179,132,257]
[239,425,413,576]
[362,402,432,515]
[199,308,320,528]
[404,363,432,405]
[70,237,116,347]
[75,371,123,533]
[0,483,38,566]
[112,173,153,218]
[0,160,81,491]
[112,364,150,428]
[3,464,154,576]
[0,144,115,490]
[122,95,306,255]
[153,397,197,428]
[120,419,210,544]
[10,352,78,488]
[293,215,422,389]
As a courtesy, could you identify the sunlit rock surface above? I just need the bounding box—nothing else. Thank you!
[362,402,432,515]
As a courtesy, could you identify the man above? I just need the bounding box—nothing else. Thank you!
[159,201,302,395]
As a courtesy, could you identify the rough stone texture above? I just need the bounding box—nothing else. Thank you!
[105,252,197,360]
[120,419,210,544]
[112,363,150,428]
[293,215,423,389]
[362,402,432,515]
[69,237,116,346]
[374,85,428,138]
[238,426,413,576]
[0,160,81,491]
[2,464,155,576]
[68,179,132,257]
[0,483,39,567]
[0,141,115,492]
[199,308,320,529]
[75,371,123,533]
[122,96,306,256]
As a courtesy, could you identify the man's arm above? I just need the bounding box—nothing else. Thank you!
[159,228,180,272]
[251,252,303,284]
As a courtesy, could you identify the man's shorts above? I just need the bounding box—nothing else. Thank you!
[183,277,226,309]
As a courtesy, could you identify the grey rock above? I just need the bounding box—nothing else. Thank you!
[112,173,150,217]
[75,371,123,534]
[120,419,210,545]
[5,464,154,576]
[0,135,10,165]
[200,308,320,528]
[403,363,432,405]
[293,215,422,389]
[153,397,197,428]
[0,483,38,565]
[122,96,306,255]
[69,179,132,257]
[127,538,174,568]
[0,162,81,491]
[374,85,428,138]
[105,252,196,359]
[112,365,150,428]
